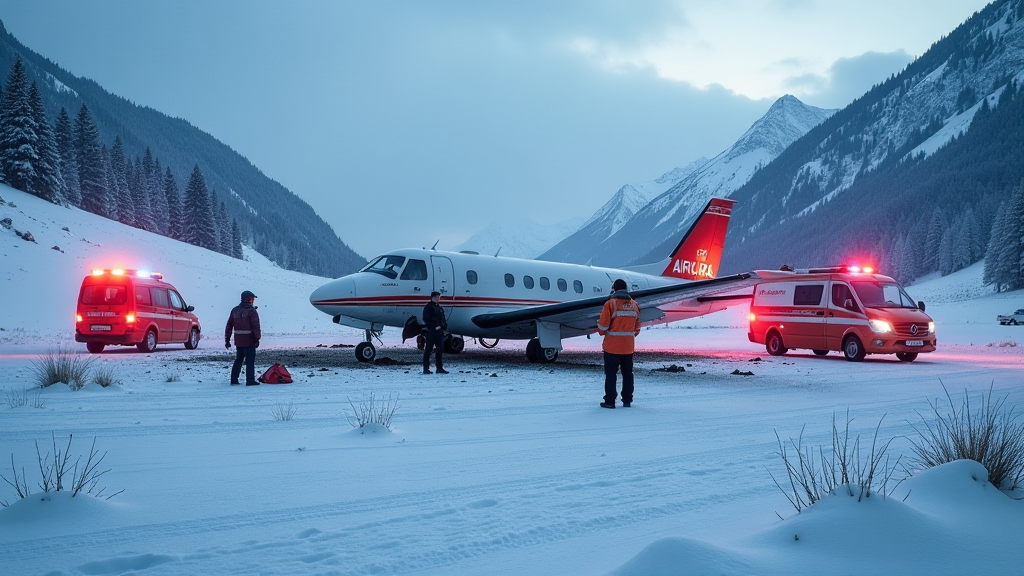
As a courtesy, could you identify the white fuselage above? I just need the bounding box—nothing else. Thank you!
[310,248,709,340]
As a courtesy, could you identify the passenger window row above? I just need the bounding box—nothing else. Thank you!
[467,271,584,293]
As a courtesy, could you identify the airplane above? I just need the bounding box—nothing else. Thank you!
[310,198,759,363]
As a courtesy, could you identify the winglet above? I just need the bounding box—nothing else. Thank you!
[661,198,736,280]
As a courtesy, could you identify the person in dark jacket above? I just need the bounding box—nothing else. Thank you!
[225,290,261,386]
[421,291,449,374]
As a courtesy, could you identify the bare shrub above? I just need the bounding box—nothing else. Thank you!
[165,374,181,383]
[769,411,902,514]
[0,433,122,507]
[271,402,298,421]
[30,346,93,390]
[5,388,45,409]
[347,393,400,431]
[909,382,1024,490]
[92,364,121,387]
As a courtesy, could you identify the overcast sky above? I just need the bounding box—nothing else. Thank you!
[2,1,991,258]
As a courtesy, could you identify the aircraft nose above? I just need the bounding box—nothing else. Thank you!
[310,277,356,312]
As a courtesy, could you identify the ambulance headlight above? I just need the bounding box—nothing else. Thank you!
[868,320,892,334]
[928,321,935,334]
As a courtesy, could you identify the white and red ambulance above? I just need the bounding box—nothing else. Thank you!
[748,266,936,362]
[75,269,203,353]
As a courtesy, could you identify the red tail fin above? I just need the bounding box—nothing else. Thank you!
[661,198,735,280]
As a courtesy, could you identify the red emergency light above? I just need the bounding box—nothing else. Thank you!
[89,269,163,280]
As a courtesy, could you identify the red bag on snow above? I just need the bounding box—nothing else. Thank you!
[258,363,293,384]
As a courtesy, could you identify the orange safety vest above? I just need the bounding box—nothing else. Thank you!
[597,293,641,354]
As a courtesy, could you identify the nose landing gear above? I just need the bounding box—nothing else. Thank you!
[355,328,383,362]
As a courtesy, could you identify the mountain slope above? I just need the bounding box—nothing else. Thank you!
[539,159,707,263]
[543,95,834,267]
[721,0,1024,276]
[0,20,365,278]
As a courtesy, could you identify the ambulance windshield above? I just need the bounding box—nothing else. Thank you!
[360,255,407,279]
[850,280,916,309]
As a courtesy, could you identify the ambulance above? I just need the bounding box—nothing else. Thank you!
[748,266,935,362]
[74,269,203,353]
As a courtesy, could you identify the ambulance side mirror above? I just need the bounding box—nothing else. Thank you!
[917,301,925,312]
[186,305,195,312]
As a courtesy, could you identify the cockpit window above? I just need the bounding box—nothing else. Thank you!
[851,281,917,308]
[400,259,428,281]
[361,255,407,279]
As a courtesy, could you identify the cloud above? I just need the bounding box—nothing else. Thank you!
[787,50,914,108]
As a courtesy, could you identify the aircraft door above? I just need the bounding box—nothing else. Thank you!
[430,256,456,314]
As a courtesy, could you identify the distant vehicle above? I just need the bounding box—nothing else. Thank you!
[75,269,202,353]
[748,265,936,362]
[998,309,1024,325]
[310,198,758,363]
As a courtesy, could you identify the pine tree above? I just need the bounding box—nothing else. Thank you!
[54,108,81,206]
[109,136,134,225]
[74,103,109,216]
[984,200,1008,290]
[938,226,954,276]
[149,156,169,234]
[231,218,243,259]
[898,231,916,283]
[0,58,40,195]
[989,183,1024,290]
[217,198,230,254]
[100,144,119,221]
[28,83,65,202]
[163,167,183,240]
[923,207,946,272]
[132,153,156,231]
[889,233,906,282]
[182,164,218,250]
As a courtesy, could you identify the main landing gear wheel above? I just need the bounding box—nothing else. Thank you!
[86,342,105,354]
[525,338,558,363]
[766,331,788,356]
[137,329,157,353]
[184,328,200,350]
[896,352,918,362]
[843,335,865,362]
[444,335,465,354]
[478,338,499,349]
[355,342,376,362]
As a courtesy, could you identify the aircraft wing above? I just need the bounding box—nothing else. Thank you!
[471,272,758,331]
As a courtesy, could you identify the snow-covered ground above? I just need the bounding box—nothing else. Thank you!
[1,185,1022,575]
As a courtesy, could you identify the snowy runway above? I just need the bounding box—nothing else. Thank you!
[1,319,1021,575]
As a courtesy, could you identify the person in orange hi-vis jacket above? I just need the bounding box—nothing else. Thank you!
[597,278,641,409]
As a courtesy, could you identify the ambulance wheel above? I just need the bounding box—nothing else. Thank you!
[445,335,465,354]
[86,342,105,354]
[842,335,865,362]
[538,347,559,363]
[355,342,376,362]
[526,338,540,363]
[137,329,158,353]
[812,349,829,356]
[184,328,200,350]
[766,331,787,356]
[896,352,918,362]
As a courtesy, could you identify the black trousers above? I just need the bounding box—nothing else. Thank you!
[603,352,634,404]
[423,330,444,371]
[231,346,257,384]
